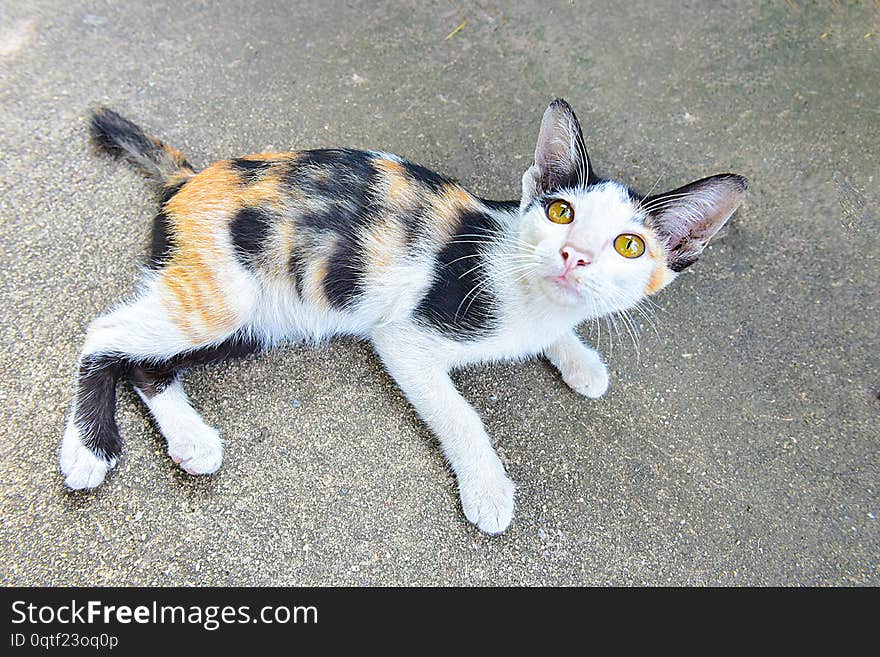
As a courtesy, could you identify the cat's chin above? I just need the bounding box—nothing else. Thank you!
[539,275,585,307]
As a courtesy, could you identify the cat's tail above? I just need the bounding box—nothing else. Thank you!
[89,107,196,184]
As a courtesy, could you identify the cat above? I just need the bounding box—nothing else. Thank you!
[60,99,747,534]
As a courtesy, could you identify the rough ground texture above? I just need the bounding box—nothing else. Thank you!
[1,1,877,586]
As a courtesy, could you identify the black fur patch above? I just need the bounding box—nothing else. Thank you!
[328,180,375,308]
[74,354,128,462]
[148,180,186,268]
[540,177,631,203]
[159,179,187,205]
[401,160,452,193]
[322,230,364,308]
[480,198,520,214]
[149,209,176,268]
[130,364,176,398]
[230,158,272,184]
[294,149,350,168]
[668,249,699,272]
[288,247,306,298]
[286,149,375,201]
[230,206,275,269]
[314,198,375,308]
[297,206,341,234]
[129,335,263,412]
[130,334,263,399]
[286,150,378,309]
[415,210,500,338]
[139,334,263,373]
[396,202,433,248]
[89,107,194,175]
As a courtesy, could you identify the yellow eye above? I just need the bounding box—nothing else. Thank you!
[546,199,574,224]
[613,233,646,258]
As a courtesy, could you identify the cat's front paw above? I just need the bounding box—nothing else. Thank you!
[561,353,609,399]
[459,468,516,535]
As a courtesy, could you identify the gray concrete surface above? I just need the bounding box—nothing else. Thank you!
[0,0,877,586]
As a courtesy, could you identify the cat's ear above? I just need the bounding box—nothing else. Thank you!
[523,99,591,203]
[645,174,748,272]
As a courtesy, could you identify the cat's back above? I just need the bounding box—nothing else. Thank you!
[154,147,507,341]
[160,147,486,252]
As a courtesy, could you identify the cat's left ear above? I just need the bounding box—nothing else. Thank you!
[645,174,748,272]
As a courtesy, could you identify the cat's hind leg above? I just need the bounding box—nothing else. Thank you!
[60,284,238,489]
[130,365,222,476]
[60,353,127,489]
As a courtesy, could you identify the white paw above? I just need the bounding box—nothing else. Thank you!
[166,422,223,476]
[60,419,112,490]
[562,353,609,398]
[138,381,224,476]
[459,467,516,535]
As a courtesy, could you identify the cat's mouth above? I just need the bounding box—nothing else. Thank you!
[543,273,584,303]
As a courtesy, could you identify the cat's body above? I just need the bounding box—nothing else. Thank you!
[61,101,747,534]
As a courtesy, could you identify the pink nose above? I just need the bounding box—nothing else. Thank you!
[560,246,591,269]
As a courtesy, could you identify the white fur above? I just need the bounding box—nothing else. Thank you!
[82,279,203,360]
[136,381,223,475]
[372,329,515,534]
[518,181,655,316]
[251,274,369,345]
[59,415,112,489]
[545,331,609,398]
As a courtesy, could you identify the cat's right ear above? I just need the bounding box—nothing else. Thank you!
[522,99,592,207]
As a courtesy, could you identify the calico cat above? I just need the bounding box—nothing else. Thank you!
[60,99,747,534]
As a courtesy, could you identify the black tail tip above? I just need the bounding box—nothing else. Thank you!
[89,107,118,146]
[89,106,144,154]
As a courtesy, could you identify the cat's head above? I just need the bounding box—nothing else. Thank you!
[518,98,747,317]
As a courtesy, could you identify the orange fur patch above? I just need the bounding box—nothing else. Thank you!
[373,157,419,208]
[160,263,238,343]
[302,235,337,308]
[427,183,480,242]
[240,152,299,162]
[274,219,296,274]
[165,161,240,219]
[306,258,329,308]
[159,162,243,343]
[642,226,673,295]
[240,168,285,208]
[362,217,407,280]
[645,260,673,296]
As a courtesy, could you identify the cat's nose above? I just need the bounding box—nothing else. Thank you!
[560,246,592,269]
